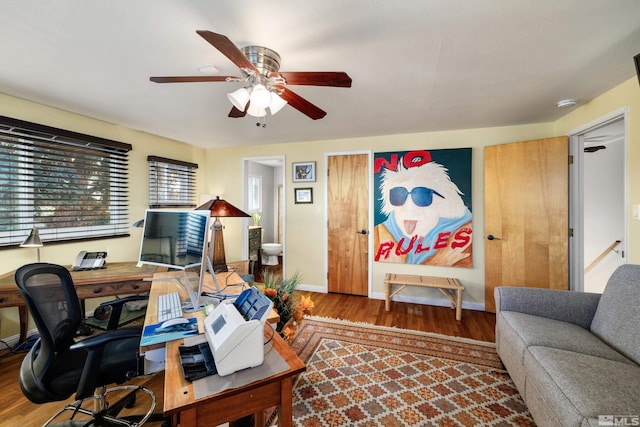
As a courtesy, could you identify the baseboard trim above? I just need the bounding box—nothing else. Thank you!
[370,291,485,311]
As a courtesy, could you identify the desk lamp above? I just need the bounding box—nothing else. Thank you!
[196,196,250,273]
[20,227,43,262]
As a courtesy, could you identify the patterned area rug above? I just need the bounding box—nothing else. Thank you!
[288,316,535,426]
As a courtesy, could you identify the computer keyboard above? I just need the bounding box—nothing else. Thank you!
[157,291,183,323]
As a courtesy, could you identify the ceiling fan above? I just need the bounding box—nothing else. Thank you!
[150,30,352,120]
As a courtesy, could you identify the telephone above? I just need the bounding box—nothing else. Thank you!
[72,251,107,271]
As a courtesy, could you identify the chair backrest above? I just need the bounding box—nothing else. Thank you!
[15,263,83,387]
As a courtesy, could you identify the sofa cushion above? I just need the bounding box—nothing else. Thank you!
[501,311,635,365]
[590,264,640,365]
[525,346,640,427]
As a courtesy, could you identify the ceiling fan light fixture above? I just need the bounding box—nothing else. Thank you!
[269,92,288,115]
[249,84,272,109]
[247,103,267,117]
[150,31,352,121]
[227,87,250,111]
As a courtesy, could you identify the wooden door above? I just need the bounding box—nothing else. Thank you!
[485,137,569,312]
[327,154,369,295]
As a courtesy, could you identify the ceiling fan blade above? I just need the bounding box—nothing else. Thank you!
[228,106,246,118]
[275,72,352,88]
[150,76,238,83]
[278,87,327,120]
[196,30,259,74]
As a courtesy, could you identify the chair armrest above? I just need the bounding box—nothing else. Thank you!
[70,327,142,399]
[494,286,601,329]
[70,327,141,351]
[99,295,149,330]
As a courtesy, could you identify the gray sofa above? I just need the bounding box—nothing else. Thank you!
[494,264,640,427]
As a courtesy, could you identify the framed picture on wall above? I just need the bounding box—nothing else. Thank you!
[292,161,316,182]
[294,187,313,204]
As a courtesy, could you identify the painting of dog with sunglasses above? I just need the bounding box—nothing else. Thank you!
[373,149,472,267]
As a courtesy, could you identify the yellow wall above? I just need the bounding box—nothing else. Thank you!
[207,124,555,307]
[554,77,640,263]
[1,75,638,340]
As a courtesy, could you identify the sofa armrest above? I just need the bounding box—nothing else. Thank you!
[494,286,601,329]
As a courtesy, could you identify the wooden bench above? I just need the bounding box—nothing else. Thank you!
[384,273,464,321]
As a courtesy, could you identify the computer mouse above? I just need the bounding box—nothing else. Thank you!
[160,317,190,329]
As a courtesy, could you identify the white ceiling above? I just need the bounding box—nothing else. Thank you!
[1,1,639,149]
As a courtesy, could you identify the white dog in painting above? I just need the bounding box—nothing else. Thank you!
[374,161,472,267]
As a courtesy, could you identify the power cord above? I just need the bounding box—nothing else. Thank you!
[263,321,276,347]
[0,333,39,358]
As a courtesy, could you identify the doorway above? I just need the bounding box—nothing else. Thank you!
[569,114,627,293]
[243,156,286,277]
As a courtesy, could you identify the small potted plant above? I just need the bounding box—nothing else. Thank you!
[252,212,261,226]
[261,271,313,342]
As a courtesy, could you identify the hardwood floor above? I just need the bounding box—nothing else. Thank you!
[299,291,496,342]
[0,290,495,426]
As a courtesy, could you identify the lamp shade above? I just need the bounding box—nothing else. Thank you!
[196,196,250,273]
[249,84,272,109]
[196,196,250,218]
[227,87,250,111]
[269,92,288,115]
[246,103,267,118]
[20,227,43,248]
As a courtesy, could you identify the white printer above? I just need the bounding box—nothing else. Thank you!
[202,287,274,376]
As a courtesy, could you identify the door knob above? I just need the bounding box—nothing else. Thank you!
[487,234,501,240]
[357,229,368,235]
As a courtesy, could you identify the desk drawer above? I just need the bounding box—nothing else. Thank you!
[0,291,25,307]
[75,280,151,300]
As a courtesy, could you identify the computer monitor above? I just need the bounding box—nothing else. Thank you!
[138,209,210,312]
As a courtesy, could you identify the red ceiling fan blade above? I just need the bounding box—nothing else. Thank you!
[275,72,352,88]
[196,30,259,74]
[228,106,247,118]
[278,87,327,120]
[150,76,238,83]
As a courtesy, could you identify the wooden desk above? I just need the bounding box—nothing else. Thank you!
[164,324,305,427]
[145,271,301,427]
[0,262,164,343]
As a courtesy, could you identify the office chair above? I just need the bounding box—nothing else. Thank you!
[15,262,162,427]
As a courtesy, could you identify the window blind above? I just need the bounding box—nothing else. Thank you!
[0,116,131,247]
[148,156,198,208]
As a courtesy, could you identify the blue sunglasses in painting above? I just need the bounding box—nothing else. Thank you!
[389,186,445,207]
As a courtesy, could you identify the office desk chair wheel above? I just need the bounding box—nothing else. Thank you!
[15,263,168,427]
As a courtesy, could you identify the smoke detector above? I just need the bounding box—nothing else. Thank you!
[557,98,577,109]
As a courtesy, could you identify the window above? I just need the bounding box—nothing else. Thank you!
[148,156,197,208]
[247,175,262,213]
[0,116,131,247]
